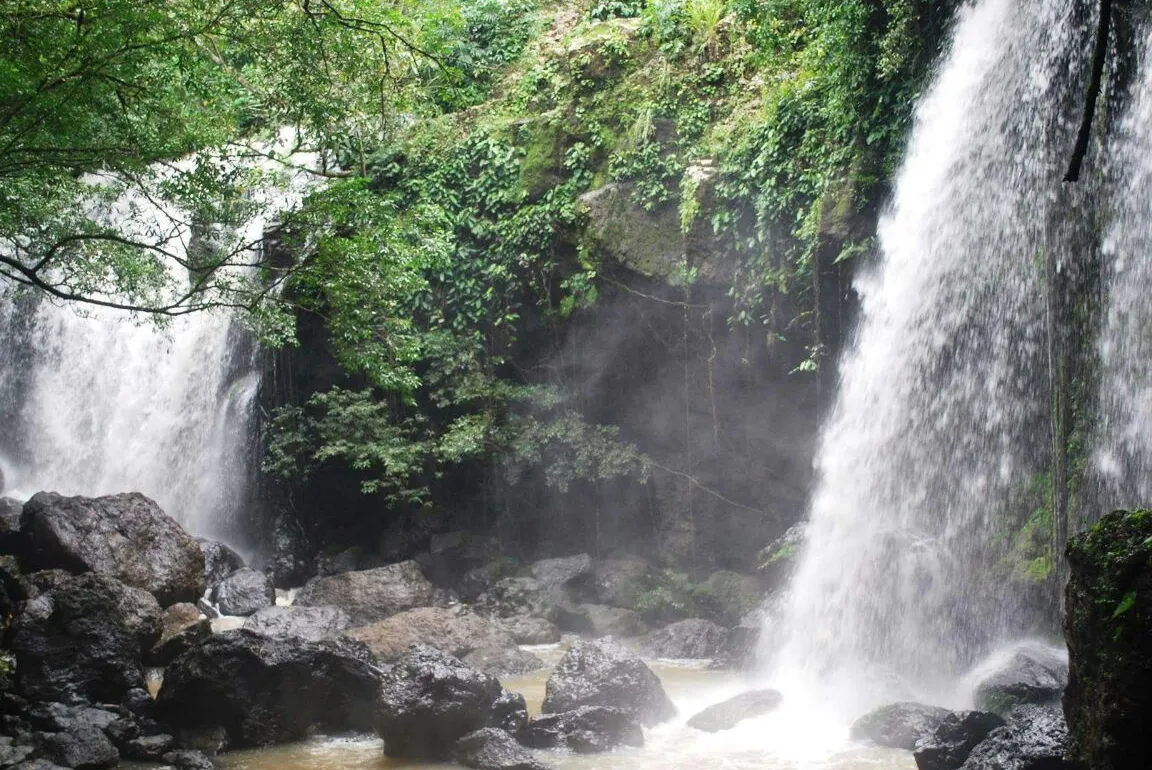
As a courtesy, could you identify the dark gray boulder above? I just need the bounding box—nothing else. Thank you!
[10,759,68,770]
[476,578,559,622]
[463,646,546,677]
[0,743,35,766]
[498,616,560,645]
[122,733,174,761]
[522,706,643,753]
[974,646,1066,715]
[642,619,730,658]
[196,540,244,593]
[162,749,216,770]
[13,572,161,704]
[0,498,23,553]
[851,702,953,751]
[960,703,1068,770]
[294,561,446,626]
[711,624,760,670]
[39,725,118,769]
[154,630,381,748]
[211,568,274,617]
[264,510,313,590]
[529,554,592,591]
[20,492,204,605]
[452,728,549,770]
[913,711,1007,770]
[372,645,521,759]
[584,557,651,608]
[686,689,783,732]
[490,690,529,739]
[148,603,210,667]
[542,637,676,726]
[241,605,350,642]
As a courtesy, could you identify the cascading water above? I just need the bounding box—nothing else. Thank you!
[0,137,320,553]
[767,0,1089,717]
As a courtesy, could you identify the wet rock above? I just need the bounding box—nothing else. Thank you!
[452,728,549,770]
[498,615,560,645]
[155,630,381,748]
[264,511,314,590]
[459,562,513,603]
[1064,508,1152,770]
[0,498,23,553]
[148,603,210,667]
[171,724,227,755]
[241,605,350,642]
[490,691,529,739]
[162,749,216,770]
[10,759,68,770]
[122,733,174,760]
[523,706,644,753]
[584,557,651,608]
[959,703,1068,770]
[463,646,546,677]
[23,570,71,599]
[211,568,274,617]
[347,606,515,661]
[40,725,118,769]
[294,561,446,626]
[579,604,648,638]
[314,546,364,577]
[13,572,161,704]
[24,703,118,734]
[529,554,591,592]
[119,688,154,719]
[913,711,1007,770]
[0,743,35,766]
[20,492,205,605]
[542,637,676,726]
[642,618,730,659]
[196,540,244,593]
[974,646,1067,715]
[686,689,783,732]
[373,645,519,759]
[696,571,762,627]
[851,702,953,751]
[711,624,761,670]
[756,524,805,591]
[476,578,559,622]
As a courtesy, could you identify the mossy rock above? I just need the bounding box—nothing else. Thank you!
[578,182,686,282]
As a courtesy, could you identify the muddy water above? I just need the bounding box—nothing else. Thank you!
[220,648,915,770]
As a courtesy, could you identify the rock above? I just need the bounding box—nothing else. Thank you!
[851,702,953,751]
[0,498,23,553]
[10,760,68,770]
[211,568,274,617]
[0,743,35,766]
[347,606,515,661]
[372,645,519,759]
[1064,508,1152,770]
[642,618,730,658]
[241,605,350,642]
[459,562,512,603]
[196,540,244,592]
[579,604,648,638]
[529,554,591,592]
[463,646,546,676]
[294,561,446,626]
[476,578,558,622]
[686,689,783,732]
[712,624,761,670]
[584,557,651,608]
[913,711,1007,770]
[0,554,28,621]
[171,724,227,755]
[757,524,806,591]
[162,749,216,770]
[23,570,71,599]
[542,637,676,726]
[522,706,644,753]
[974,645,1067,715]
[148,603,210,666]
[123,733,174,760]
[498,616,560,645]
[314,547,363,577]
[490,690,530,739]
[452,728,549,770]
[40,725,118,769]
[264,510,313,590]
[20,492,205,605]
[959,703,1068,770]
[578,183,685,284]
[13,572,161,703]
[24,703,118,733]
[696,571,763,627]
[155,630,380,748]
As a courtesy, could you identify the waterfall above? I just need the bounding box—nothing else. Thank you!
[768,0,1089,717]
[0,137,320,553]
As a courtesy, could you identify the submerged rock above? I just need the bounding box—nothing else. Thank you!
[913,711,1006,770]
[373,645,523,759]
[686,689,782,732]
[522,706,644,753]
[13,572,161,704]
[1064,508,1152,770]
[973,646,1067,715]
[453,728,549,770]
[642,618,730,659]
[20,492,205,605]
[542,637,676,726]
[211,568,274,617]
[850,702,953,751]
[155,630,380,748]
[241,605,350,642]
[959,702,1067,770]
[294,561,446,626]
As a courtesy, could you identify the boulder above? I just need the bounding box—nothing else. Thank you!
[20,492,204,605]
[642,618,730,659]
[498,616,560,645]
[452,728,549,770]
[850,702,953,751]
[490,690,530,739]
[13,572,161,704]
[123,733,174,760]
[39,725,118,769]
[463,646,546,677]
[154,630,381,748]
[579,604,648,638]
[10,761,69,770]
[0,498,23,553]
[24,703,119,734]
[542,638,676,726]
[264,510,314,590]
[294,561,446,626]
[241,605,350,642]
[314,546,365,578]
[913,711,1007,770]
[196,540,244,592]
[161,749,216,770]
[696,571,763,627]
[584,557,651,608]
[974,646,1067,715]
[211,568,274,617]
[522,706,643,753]
[373,645,520,759]
[529,554,592,592]
[959,703,1068,770]
[347,606,515,661]
[476,578,559,622]
[1064,508,1152,770]
[148,603,210,666]
[711,624,761,670]
[0,744,35,766]
[459,562,514,603]
[686,689,783,732]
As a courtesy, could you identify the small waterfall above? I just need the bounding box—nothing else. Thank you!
[769,0,1088,716]
[0,137,320,552]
